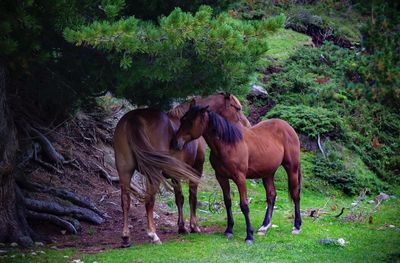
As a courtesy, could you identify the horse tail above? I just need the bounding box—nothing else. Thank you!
[127,121,200,201]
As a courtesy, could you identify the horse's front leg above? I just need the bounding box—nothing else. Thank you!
[216,175,234,239]
[189,157,204,233]
[234,176,254,244]
[145,192,162,244]
[172,179,188,234]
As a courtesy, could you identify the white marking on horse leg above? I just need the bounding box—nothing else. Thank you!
[147,231,162,244]
[292,227,301,235]
[257,223,271,236]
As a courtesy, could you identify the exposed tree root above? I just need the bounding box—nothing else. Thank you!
[17,179,105,218]
[24,197,105,225]
[26,210,78,234]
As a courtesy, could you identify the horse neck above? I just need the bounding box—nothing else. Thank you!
[201,113,224,154]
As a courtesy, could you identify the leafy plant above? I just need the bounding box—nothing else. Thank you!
[265,104,343,139]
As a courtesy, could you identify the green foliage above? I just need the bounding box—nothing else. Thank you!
[262,42,399,188]
[228,0,363,43]
[313,141,386,195]
[354,1,400,109]
[0,0,114,118]
[265,105,343,139]
[65,7,285,107]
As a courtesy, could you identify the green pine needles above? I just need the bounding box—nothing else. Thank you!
[64,6,285,106]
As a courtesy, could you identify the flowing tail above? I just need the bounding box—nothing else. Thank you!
[127,122,200,200]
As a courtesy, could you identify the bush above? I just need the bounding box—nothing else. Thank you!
[313,141,386,195]
[265,104,343,138]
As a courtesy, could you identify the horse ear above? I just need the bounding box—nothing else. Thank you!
[224,92,231,99]
[189,98,196,108]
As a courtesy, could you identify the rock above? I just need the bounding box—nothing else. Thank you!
[0,243,4,247]
[368,200,375,204]
[61,230,66,235]
[389,225,395,228]
[376,193,390,202]
[0,250,7,255]
[153,212,160,220]
[35,242,44,247]
[271,224,279,228]
[31,252,37,256]
[10,243,17,247]
[249,84,268,99]
[319,238,335,244]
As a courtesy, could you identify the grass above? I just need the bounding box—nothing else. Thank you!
[265,29,311,61]
[4,153,400,263]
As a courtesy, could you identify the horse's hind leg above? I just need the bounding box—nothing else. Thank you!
[172,179,188,234]
[118,169,134,247]
[216,175,234,239]
[145,191,162,244]
[257,175,276,236]
[284,163,302,234]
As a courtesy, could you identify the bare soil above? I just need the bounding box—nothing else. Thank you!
[24,110,222,252]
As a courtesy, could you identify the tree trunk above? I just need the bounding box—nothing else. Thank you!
[0,63,34,247]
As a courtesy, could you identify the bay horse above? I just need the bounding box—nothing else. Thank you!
[172,104,302,244]
[113,93,250,247]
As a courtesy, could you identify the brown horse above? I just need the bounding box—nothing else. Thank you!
[172,104,302,244]
[113,93,250,247]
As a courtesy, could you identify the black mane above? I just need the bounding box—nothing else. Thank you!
[207,111,243,144]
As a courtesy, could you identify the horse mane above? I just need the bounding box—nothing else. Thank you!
[208,111,243,144]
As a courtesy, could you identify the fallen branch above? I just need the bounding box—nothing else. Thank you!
[317,134,326,158]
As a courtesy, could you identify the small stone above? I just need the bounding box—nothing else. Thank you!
[337,238,346,246]
[61,230,66,235]
[39,251,45,254]
[51,246,58,250]
[35,242,44,247]
[153,212,160,220]
[64,255,69,258]
[389,225,395,228]
[11,255,15,258]
[10,242,17,247]
[271,224,279,228]
[0,243,5,247]
[0,250,7,255]
[368,200,375,204]
[31,252,37,256]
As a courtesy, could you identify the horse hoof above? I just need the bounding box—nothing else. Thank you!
[152,239,162,245]
[191,226,201,233]
[292,228,301,235]
[245,239,254,245]
[121,237,131,248]
[178,228,189,235]
[224,232,233,239]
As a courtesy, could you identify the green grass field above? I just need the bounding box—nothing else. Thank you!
[4,152,400,263]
